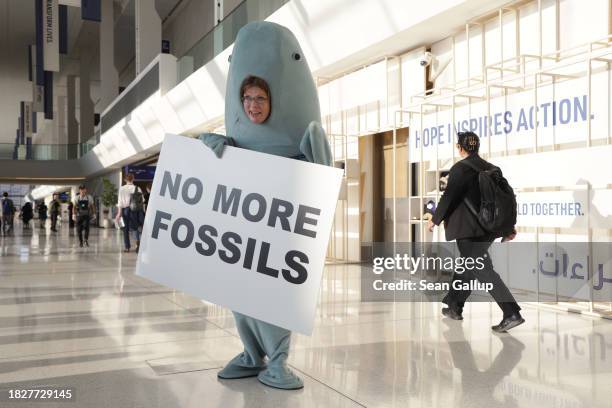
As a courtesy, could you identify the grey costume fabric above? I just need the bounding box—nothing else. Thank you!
[198,21,332,389]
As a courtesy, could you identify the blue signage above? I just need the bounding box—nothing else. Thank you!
[59,5,68,54]
[126,165,156,181]
[82,0,101,22]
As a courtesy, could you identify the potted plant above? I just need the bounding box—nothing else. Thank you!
[100,178,118,228]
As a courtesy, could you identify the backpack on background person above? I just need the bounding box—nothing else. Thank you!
[2,198,14,215]
[77,197,91,217]
[129,186,144,212]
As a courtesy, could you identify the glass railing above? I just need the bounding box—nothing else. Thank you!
[0,143,94,160]
[177,0,289,82]
[84,133,99,153]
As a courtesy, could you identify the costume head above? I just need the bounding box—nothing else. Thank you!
[226,21,321,157]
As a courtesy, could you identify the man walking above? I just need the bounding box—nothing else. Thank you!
[73,185,96,247]
[49,194,61,232]
[428,131,524,333]
[1,192,15,235]
[67,201,75,229]
[37,201,48,229]
[115,174,145,253]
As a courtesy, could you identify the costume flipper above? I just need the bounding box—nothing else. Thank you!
[198,133,236,158]
[300,121,333,166]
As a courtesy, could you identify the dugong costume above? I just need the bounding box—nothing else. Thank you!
[198,21,332,389]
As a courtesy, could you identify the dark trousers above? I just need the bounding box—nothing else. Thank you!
[2,214,12,234]
[443,236,521,317]
[77,215,90,243]
[51,213,58,230]
[122,208,144,249]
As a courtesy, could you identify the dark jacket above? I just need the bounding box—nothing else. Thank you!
[432,154,492,241]
[21,203,33,222]
[49,199,60,215]
[38,204,48,219]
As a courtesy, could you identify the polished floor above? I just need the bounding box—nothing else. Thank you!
[0,222,611,408]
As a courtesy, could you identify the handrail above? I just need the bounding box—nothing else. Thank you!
[0,142,95,161]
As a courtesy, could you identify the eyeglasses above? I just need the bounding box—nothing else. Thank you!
[242,96,268,106]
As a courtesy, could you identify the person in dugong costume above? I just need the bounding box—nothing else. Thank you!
[198,21,332,390]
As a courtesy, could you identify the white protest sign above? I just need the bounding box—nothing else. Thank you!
[136,134,342,335]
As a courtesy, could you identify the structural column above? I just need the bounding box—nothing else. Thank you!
[55,76,68,146]
[100,0,118,110]
[56,95,67,145]
[66,75,78,145]
[79,48,94,144]
[135,0,161,75]
[66,75,79,158]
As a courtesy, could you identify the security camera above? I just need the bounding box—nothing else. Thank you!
[419,51,433,67]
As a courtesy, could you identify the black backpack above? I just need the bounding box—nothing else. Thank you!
[460,159,517,237]
[77,197,90,216]
[129,186,144,212]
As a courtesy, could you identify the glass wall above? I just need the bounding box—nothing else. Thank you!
[0,143,92,160]
[177,0,289,82]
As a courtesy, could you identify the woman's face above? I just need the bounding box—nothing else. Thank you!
[242,86,270,124]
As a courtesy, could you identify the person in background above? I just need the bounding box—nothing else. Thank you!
[115,174,145,253]
[1,192,15,235]
[67,201,75,229]
[20,202,33,229]
[49,193,61,232]
[428,131,523,333]
[37,201,48,229]
[143,183,152,213]
[73,185,96,247]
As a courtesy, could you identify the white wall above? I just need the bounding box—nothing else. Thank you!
[0,64,34,144]
[318,50,426,137]
[162,0,215,59]
[0,0,36,144]
[401,48,427,113]
[407,0,612,244]
[559,0,609,49]
[433,0,609,90]
[316,0,611,251]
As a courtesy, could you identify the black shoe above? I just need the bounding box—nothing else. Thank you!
[79,242,83,247]
[492,313,525,333]
[85,240,89,247]
[442,307,463,320]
